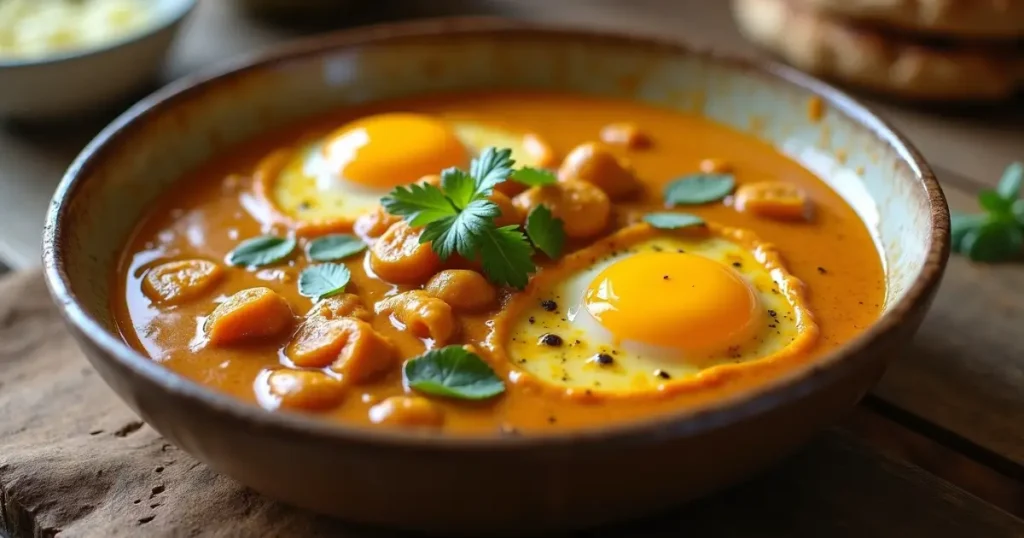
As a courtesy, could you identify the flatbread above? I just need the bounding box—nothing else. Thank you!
[732,0,1024,100]
[789,0,1024,39]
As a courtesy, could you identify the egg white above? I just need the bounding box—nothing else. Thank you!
[269,119,550,225]
[503,235,805,394]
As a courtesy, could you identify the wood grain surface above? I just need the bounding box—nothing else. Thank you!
[1,270,1022,538]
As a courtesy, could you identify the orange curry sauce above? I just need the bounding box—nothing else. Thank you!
[113,91,885,435]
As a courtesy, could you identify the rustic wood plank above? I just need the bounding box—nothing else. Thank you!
[871,171,1024,470]
[2,271,1022,537]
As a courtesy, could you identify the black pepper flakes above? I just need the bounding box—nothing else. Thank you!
[547,416,557,424]
[817,266,828,275]
[655,369,671,380]
[528,316,535,324]
[768,310,777,318]
[539,333,563,347]
[540,300,558,312]
[596,353,615,365]
[663,275,670,280]
[732,262,742,268]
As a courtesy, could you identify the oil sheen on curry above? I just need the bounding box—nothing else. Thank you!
[114,91,885,435]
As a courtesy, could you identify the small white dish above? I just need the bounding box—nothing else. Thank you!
[0,0,196,120]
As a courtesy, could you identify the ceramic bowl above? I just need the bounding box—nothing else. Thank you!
[0,0,196,120]
[42,18,949,535]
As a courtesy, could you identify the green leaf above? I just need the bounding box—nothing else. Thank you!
[306,234,366,262]
[403,346,505,400]
[477,225,536,289]
[643,212,706,230]
[950,212,987,252]
[227,235,295,267]
[978,190,1013,214]
[381,183,456,226]
[1013,199,1024,227]
[997,162,1023,201]
[525,205,566,258]
[440,167,476,209]
[421,199,501,261]
[961,222,1023,262]
[663,173,736,205]
[470,147,515,196]
[298,263,351,300]
[510,167,558,187]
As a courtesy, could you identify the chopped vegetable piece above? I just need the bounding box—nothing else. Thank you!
[205,287,293,345]
[142,259,223,305]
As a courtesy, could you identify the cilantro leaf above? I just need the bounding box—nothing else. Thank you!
[470,147,515,196]
[476,225,536,289]
[510,167,558,187]
[403,345,505,400]
[525,205,565,258]
[381,183,455,227]
[440,167,476,209]
[420,199,500,260]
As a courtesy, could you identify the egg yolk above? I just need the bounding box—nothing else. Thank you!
[322,113,470,189]
[584,252,761,354]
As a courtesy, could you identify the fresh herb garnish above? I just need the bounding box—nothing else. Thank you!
[381,146,544,289]
[298,263,351,300]
[306,234,366,262]
[403,345,505,400]
[525,205,566,258]
[510,167,558,187]
[644,212,706,230]
[227,235,295,267]
[951,162,1024,262]
[663,173,735,206]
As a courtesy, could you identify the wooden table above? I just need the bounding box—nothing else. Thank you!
[1,1,1023,536]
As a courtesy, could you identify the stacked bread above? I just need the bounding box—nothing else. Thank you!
[732,0,1024,100]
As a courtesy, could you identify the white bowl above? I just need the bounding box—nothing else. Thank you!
[0,0,196,120]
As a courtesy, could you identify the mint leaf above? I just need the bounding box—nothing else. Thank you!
[403,346,505,400]
[664,173,735,205]
[950,212,987,251]
[510,167,558,187]
[227,235,295,267]
[421,199,500,260]
[298,263,351,300]
[440,167,476,209]
[470,147,515,196]
[644,212,705,229]
[961,222,1023,262]
[306,234,366,262]
[381,182,456,226]
[979,190,1013,214]
[477,225,536,289]
[525,205,565,258]
[997,162,1023,201]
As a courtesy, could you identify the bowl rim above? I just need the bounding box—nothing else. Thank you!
[42,16,950,451]
[0,0,197,70]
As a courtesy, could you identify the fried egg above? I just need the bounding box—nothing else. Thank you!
[491,223,818,396]
[255,113,552,233]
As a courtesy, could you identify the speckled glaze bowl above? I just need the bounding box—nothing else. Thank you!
[42,19,949,535]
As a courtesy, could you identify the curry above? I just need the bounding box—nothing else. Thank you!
[113,91,885,435]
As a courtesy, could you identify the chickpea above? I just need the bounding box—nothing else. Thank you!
[513,179,611,239]
[368,396,445,428]
[599,122,651,149]
[143,259,223,305]
[425,270,497,312]
[557,142,641,199]
[205,288,293,346]
[375,291,456,346]
[490,191,523,228]
[267,369,345,411]
[369,221,442,285]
